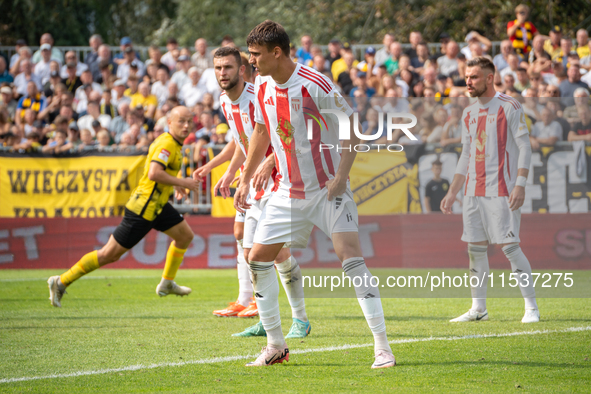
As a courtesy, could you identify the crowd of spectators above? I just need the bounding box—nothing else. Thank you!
[1,4,590,156]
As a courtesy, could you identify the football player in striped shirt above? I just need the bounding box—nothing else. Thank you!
[193,47,310,339]
[441,56,539,324]
[233,20,395,368]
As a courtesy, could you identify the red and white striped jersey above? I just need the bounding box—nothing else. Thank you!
[460,92,529,197]
[220,82,275,200]
[254,63,353,199]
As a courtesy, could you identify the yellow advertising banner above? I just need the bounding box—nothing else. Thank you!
[0,154,146,218]
[349,151,422,215]
[208,148,240,218]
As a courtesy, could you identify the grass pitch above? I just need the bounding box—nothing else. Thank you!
[0,269,590,393]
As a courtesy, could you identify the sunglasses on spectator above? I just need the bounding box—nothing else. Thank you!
[546,89,559,94]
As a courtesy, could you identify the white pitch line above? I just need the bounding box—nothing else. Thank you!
[0,276,158,282]
[1,326,590,384]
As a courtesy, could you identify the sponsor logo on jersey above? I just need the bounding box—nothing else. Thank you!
[470,117,477,125]
[291,98,300,112]
[264,96,275,106]
[158,149,170,163]
[232,107,240,113]
[334,92,346,110]
[276,92,288,98]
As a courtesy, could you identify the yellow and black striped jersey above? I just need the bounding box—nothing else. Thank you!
[126,132,182,220]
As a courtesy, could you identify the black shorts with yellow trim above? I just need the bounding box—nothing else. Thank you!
[113,203,184,249]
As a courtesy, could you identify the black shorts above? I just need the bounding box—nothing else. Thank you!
[112,203,184,249]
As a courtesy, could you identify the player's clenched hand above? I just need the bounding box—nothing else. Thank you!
[440,193,455,214]
[192,165,210,182]
[326,176,347,201]
[234,181,251,213]
[509,186,525,211]
[214,171,238,199]
[182,177,200,192]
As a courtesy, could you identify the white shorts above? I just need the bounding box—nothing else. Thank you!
[461,196,521,244]
[253,187,359,249]
[235,209,246,223]
[243,197,269,249]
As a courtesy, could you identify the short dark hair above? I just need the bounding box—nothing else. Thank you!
[246,20,290,56]
[214,46,242,67]
[466,56,496,74]
[167,37,178,45]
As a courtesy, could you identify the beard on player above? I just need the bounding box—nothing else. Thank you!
[220,72,240,91]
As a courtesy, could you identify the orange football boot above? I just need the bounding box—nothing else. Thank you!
[237,299,258,317]
[213,301,246,317]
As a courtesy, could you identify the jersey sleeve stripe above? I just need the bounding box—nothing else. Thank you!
[300,66,333,92]
[298,68,331,93]
[297,69,331,94]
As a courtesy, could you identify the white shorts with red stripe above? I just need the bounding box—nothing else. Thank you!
[461,196,521,244]
[253,187,359,248]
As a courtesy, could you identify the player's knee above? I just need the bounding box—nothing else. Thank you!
[502,243,520,257]
[174,231,194,249]
[234,229,244,240]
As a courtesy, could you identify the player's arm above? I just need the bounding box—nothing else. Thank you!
[192,139,236,181]
[509,133,531,211]
[148,162,199,191]
[252,153,276,192]
[215,143,246,199]
[234,122,270,212]
[326,114,360,200]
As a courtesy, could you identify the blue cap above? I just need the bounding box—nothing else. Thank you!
[120,37,132,46]
[357,71,367,78]
[365,46,376,55]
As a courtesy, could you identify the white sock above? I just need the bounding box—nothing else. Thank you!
[502,244,538,310]
[468,244,489,313]
[249,261,283,347]
[342,257,390,352]
[276,256,307,322]
[368,316,392,353]
[236,240,252,306]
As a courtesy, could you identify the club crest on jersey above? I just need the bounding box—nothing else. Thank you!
[488,114,496,123]
[241,113,249,124]
[291,98,301,112]
[276,118,295,151]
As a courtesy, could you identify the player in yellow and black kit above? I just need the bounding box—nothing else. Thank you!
[47,106,200,307]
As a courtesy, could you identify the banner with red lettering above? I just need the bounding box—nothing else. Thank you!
[1,214,589,270]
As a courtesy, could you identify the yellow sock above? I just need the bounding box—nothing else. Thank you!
[60,251,100,286]
[162,243,187,280]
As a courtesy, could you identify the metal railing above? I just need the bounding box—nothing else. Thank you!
[0,41,504,63]
[172,144,212,214]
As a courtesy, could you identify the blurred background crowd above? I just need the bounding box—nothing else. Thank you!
[0,4,590,155]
